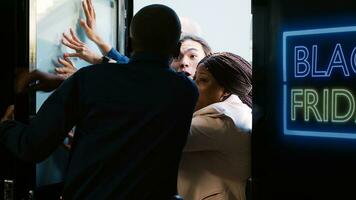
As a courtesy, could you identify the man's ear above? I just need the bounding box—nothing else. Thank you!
[172,42,181,59]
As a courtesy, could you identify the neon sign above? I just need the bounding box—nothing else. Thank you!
[283,26,356,139]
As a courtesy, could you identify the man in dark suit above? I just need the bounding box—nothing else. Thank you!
[0,4,198,199]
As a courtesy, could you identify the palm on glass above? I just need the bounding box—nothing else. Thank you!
[61,28,102,64]
[80,0,97,42]
[80,0,112,55]
[55,56,77,78]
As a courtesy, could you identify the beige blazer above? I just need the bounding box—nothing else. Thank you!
[178,95,252,200]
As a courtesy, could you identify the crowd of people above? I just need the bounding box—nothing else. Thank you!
[0,1,252,199]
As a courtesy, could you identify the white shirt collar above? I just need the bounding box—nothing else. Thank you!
[194,95,252,133]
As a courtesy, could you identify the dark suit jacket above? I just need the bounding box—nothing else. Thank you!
[0,53,198,199]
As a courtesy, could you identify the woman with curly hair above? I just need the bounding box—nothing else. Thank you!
[178,52,252,200]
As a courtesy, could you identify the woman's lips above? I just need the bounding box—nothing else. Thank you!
[184,71,191,77]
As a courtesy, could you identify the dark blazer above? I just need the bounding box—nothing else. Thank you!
[0,53,198,199]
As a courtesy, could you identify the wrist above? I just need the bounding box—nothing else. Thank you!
[92,55,103,64]
[94,38,112,55]
[92,35,103,45]
[101,56,111,64]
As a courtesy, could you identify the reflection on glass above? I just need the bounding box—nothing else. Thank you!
[32,0,118,187]
[35,0,117,109]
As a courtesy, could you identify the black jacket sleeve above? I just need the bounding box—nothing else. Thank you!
[0,73,81,162]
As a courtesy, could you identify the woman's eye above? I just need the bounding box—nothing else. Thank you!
[190,54,197,59]
[197,78,208,83]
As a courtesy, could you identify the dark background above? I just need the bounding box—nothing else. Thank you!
[285,32,356,133]
[253,0,356,199]
[0,0,133,199]
[3,0,356,199]
[0,0,35,199]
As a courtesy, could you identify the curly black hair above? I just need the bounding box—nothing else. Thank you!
[198,52,252,108]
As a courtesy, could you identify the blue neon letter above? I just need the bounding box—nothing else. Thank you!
[326,43,350,77]
[311,45,326,77]
[294,46,310,78]
[350,47,356,74]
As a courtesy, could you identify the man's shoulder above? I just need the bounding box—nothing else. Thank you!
[180,73,198,90]
[74,63,133,79]
[76,63,127,72]
[170,72,199,101]
[172,71,195,87]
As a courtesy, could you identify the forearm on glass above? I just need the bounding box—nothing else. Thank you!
[93,36,112,55]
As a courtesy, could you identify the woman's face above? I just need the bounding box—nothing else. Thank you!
[194,65,227,111]
[170,39,206,78]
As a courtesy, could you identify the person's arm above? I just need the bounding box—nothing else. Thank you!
[80,0,129,63]
[0,73,82,162]
[183,115,225,152]
[80,0,112,55]
[62,28,103,64]
[0,105,14,123]
[15,69,65,94]
[106,48,129,63]
[62,28,129,64]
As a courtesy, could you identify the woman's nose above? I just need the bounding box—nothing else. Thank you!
[180,57,189,68]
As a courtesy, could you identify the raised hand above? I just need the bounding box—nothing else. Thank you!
[80,0,112,55]
[55,55,77,79]
[15,69,65,93]
[80,0,97,42]
[61,28,102,64]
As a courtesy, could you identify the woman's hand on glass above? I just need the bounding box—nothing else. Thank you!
[55,55,77,79]
[80,0,112,54]
[61,28,102,64]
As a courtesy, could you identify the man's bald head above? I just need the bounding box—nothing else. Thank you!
[130,4,181,56]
